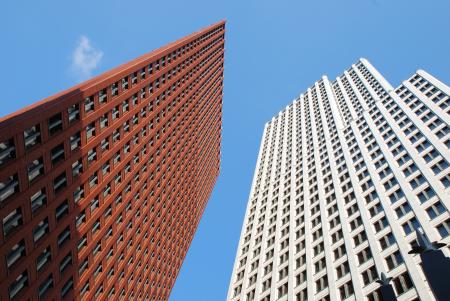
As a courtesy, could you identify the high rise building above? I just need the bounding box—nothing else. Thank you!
[0,21,224,301]
[227,59,449,301]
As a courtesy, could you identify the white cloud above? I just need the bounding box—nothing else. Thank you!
[70,35,103,81]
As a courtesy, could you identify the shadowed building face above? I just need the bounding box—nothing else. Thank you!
[0,21,225,301]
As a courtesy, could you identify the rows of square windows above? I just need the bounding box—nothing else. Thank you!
[5,72,223,301]
[231,68,448,301]
[0,46,225,239]
[0,37,224,214]
[2,34,224,301]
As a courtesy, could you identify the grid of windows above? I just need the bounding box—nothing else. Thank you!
[0,21,225,301]
[228,59,449,301]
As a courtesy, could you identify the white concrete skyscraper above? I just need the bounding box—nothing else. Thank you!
[227,59,449,301]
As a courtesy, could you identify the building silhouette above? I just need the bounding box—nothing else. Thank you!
[0,21,225,301]
[227,59,449,301]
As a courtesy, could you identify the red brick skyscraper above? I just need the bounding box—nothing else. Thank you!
[0,21,224,301]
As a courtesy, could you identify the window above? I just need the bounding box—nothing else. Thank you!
[296,289,307,301]
[402,217,420,235]
[409,174,425,190]
[33,218,49,243]
[88,148,97,165]
[68,103,80,124]
[70,131,81,150]
[316,275,328,292]
[374,216,388,232]
[0,138,16,167]
[91,196,100,214]
[31,188,47,213]
[436,218,450,238]
[99,89,107,103]
[0,174,20,203]
[353,231,367,246]
[80,282,90,297]
[28,157,44,182]
[296,270,307,286]
[315,257,326,273]
[9,270,28,300]
[334,244,346,260]
[417,186,436,203]
[24,125,41,149]
[102,162,110,175]
[85,96,95,113]
[73,185,84,203]
[122,76,129,90]
[395,202,412,218]
[426,201,446,219]
[111,82,118,96]
[89,173,98,188]
[366,289,383,301]
[112,105,120,120]
[389,188,404,204]
[386,250,403,270]
[60,253,72,273]
[393,272,414,295]
[432,159,449,175]
[278,282,288,298]
[86,122,96,140]
[101,137,109,151]
[53,172,67,194]
[48,113,63,135]
[36,246,52,272]
[72,159,83,177]
[100,113,109,129]
[57,226,71,248]
[61,277,73,298]
[362,266,377,285]
[2,207,23,236]
[339,281,353,300]
[369,202,383,217]
[6,240,26,268]
[336,261,349,278]
[379,233,396,249]
[51,143,65,165]
[357,247,372,264]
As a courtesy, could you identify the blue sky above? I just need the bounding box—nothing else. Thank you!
[1,0,450,300]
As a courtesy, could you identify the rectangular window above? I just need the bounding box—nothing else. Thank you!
[61,277,73,298]
[85,96,95,113]
[86,122,96,140]
[6,240,26,269]
[28,157,44,182]
[72,159,83,178]
[9,270,28,300]
[111,83,118,96]
[3,207,23,236]
[31,188,47,213]
[57,226,71,248]
[23,125,41,149]
[53,172,67,194]
[48,113,63,135]
[33,218,50,243]
[59,253,72,274]
[68,103,80,124]
[70,131,81,151]
[0,174,20,203]
[393,272,414,295]
[36,246,52,272]
[51,143,65,165]
[0,138,16,167]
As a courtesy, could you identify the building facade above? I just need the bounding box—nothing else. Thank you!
[0,21,224,301]
[227,59,449,301]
